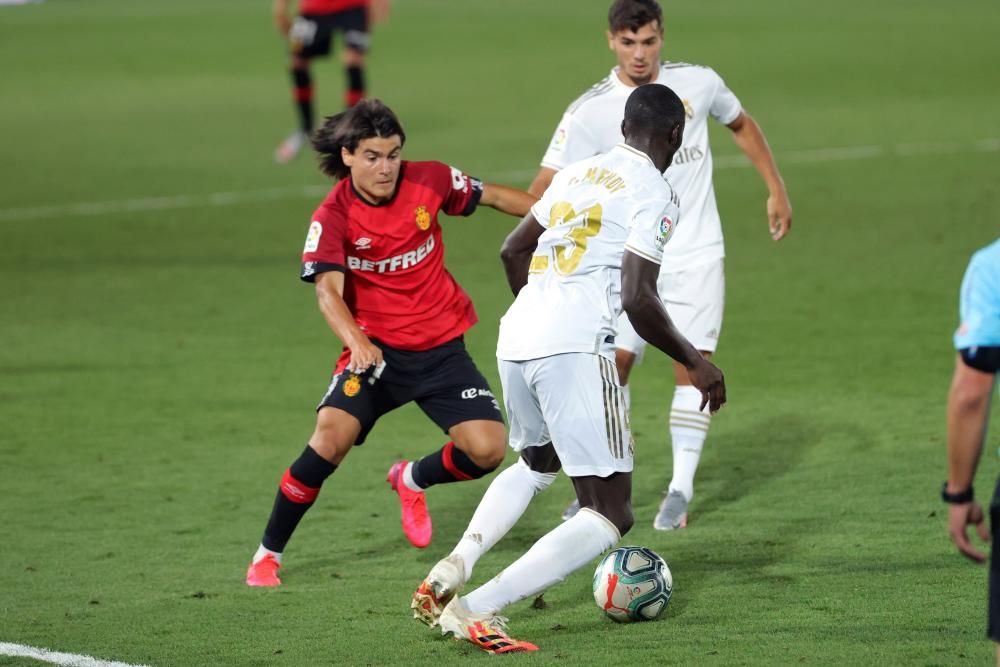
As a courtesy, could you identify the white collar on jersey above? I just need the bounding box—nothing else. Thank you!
[608,63,667,90]
[613,143,656,168]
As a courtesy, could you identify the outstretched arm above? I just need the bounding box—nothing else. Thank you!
[499,212,546,296]
[528,167,558,199]
[727,111,792,241]
[621,251,726,413]
[480,183,538,218]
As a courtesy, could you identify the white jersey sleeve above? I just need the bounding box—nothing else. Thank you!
[708,69,742,125]
[624,193,680,265]
[540,112,604,171]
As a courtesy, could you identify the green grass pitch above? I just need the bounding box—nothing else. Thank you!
[1,0,999,664]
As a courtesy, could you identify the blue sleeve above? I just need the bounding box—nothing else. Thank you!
[954,243,1000,349]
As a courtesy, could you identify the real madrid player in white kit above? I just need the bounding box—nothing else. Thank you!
[409,85,726,654]
[533,0,794,530]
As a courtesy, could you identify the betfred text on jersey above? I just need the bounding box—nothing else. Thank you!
[347,235,435,273]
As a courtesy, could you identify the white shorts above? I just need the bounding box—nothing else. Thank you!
[617,258,725,360]
[498,352,633,478]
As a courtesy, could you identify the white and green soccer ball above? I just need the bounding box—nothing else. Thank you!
[592,546,673,622]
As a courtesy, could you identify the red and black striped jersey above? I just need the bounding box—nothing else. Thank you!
[301,160,484,351]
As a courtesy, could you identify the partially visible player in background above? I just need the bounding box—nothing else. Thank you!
[273,0,390,163]
[533,0,793,530]
[246,99,537,587]
[411,84,726,653]
[941,239,1000,659]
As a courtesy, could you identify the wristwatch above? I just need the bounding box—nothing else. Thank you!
[941,482,974,504]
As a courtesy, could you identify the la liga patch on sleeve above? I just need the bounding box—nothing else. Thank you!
[655,215,675,248]
[304,221,323,252]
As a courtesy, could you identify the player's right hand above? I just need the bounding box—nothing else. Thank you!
[688,358,726,413]
[948,500,989,563]
[347,337,384,374]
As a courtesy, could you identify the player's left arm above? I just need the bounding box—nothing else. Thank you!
[500,212,546,296]
[726,111,793,241]
[480,183,538,219]
[621,251,726,413]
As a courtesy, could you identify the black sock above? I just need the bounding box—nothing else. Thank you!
[344,65,364,107]
[291,67,314,134]
[261,445,337,553]
[410,441,497,489]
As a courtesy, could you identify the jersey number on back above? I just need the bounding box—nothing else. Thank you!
[548,201,603,276]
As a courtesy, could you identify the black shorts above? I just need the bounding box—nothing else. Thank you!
[990,476,1000,641]
[316,337,504,446]
[291,8,369,58]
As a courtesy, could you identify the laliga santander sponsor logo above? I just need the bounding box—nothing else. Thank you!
[550,126,568,151]
[347,235,435,273]
[304,220,322,252]
[656,215,675,248]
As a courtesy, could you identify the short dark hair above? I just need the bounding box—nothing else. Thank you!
[623,83,684,136]
[608,0,662,33]
[311,99,406,179]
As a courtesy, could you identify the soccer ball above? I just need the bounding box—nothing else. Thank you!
[592,546,673,622]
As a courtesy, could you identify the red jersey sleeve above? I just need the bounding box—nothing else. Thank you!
[429,161,484,217]
[300,202,348,282]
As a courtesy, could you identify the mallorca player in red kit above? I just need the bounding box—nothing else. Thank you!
[247,99,538,586]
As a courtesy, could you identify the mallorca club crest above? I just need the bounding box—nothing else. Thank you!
[342,374,362,397]
[415,205,431,231]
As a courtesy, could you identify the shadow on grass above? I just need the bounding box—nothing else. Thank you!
[662,415,874,619]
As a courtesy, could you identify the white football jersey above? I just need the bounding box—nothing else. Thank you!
[497,144,680,361]
[540,62,742,272]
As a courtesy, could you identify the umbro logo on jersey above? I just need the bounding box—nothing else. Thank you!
[354,237,372,249]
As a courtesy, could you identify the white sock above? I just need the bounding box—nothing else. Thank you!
[462,508,620,615]
[668,384,710,501]
[402,461,423,493]
[253,544,282,564]
[450,459,555,581]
